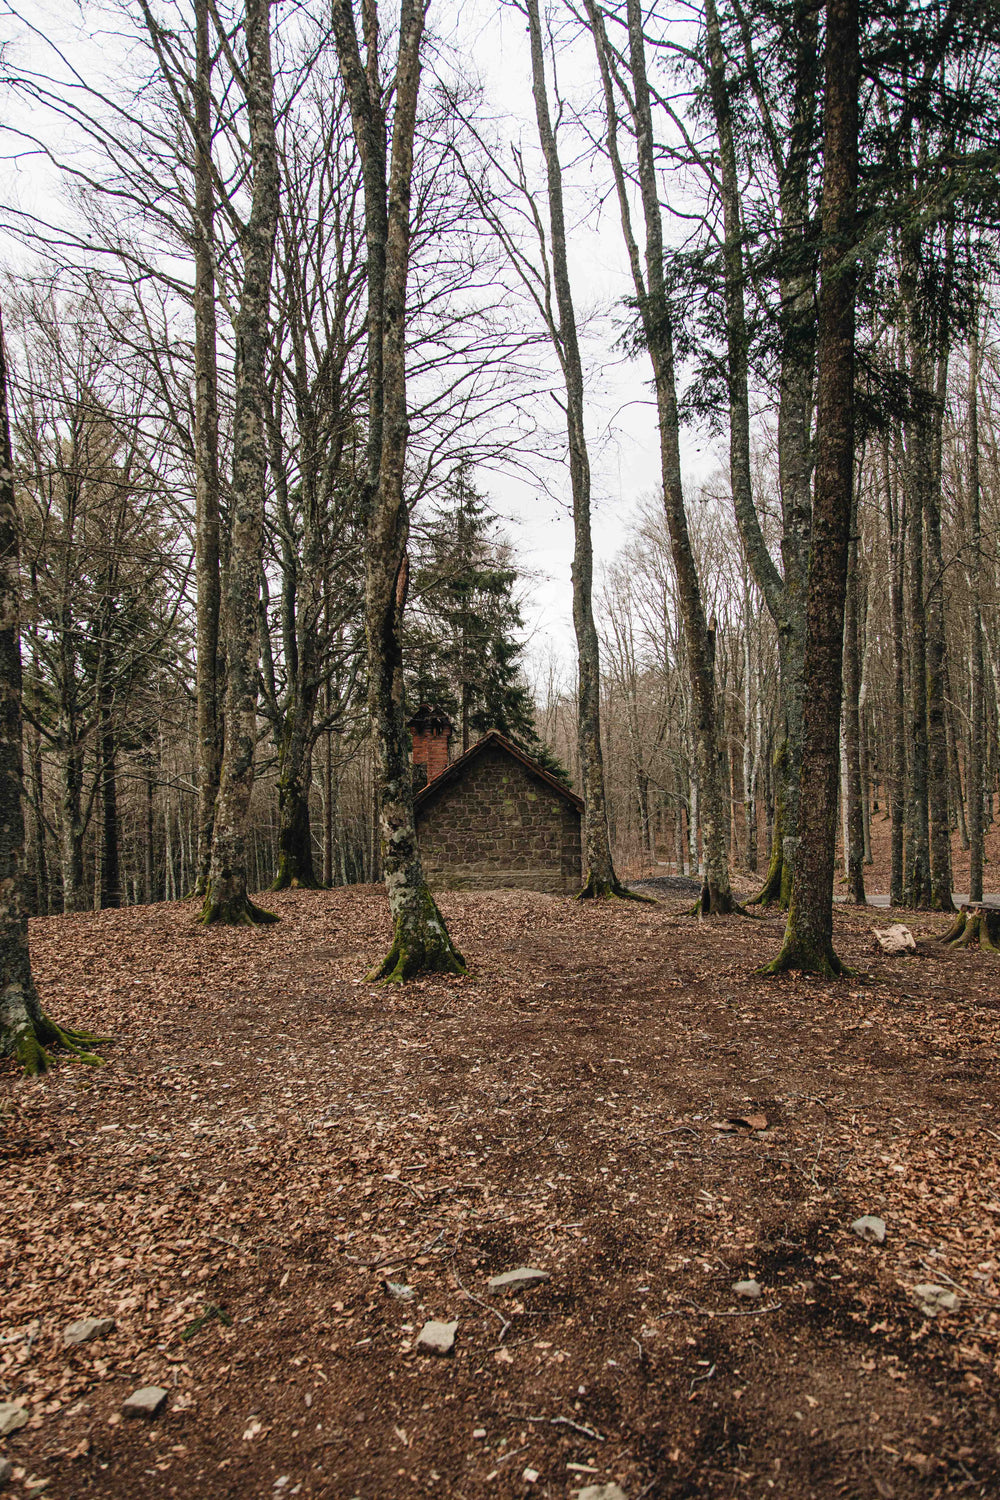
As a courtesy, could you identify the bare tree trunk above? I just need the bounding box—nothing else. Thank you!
[0,306,102,1072]
[967,315,985,903]
[842,502,866,903]
[332,0,463,979]
[192,0,223,899]
[525,0,636,902]
[144,763,154,902]
[99,698,121,909]
[588,0,733,913]
[200,0,279,926]
[925,343,954,910]
[883,436,906,904]
[766,0,858,976]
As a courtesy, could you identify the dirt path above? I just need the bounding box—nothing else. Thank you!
[2,888,999,1499]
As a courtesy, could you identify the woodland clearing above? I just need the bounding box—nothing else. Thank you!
[1,884,999,1500]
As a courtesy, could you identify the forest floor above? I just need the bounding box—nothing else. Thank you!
[2,881,1000,1500]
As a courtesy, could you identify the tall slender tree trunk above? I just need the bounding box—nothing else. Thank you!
[925,343,953,909]
[99,699,121,909]
[192,0,223,899]
[766,0,858,976]
[883,436,906,903]
[200,0,280,926]
[0,305,102,1072]
[967,316,985,903]
[842,502,866,903]
[332,0,463,979]
[525,0,634,901]
[588,0,733,912]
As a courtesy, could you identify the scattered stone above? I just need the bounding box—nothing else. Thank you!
[63,1317,115,1348]
[0,1457,13,1487]
[122,1387,168,1419]
[577,1485,628,1500]
[523,1468,540,1484]
[383,1280,415,1301]
[487,1268,550,1294]
[473,1428,487,1439]
[732,1279,762,1301]
[0,1404,28,1437]
[913,1283,960,1316]
[851,1215,886,1244]
[415,1320,457,1356]
[873,923,916,954]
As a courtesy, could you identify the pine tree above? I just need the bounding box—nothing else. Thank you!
[407,467,542,757]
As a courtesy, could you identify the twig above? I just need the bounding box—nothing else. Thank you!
[665,1299,783,1318]
[453,1266,511,1341]
[524,1414,605,1443]
[209,1233,245,1254]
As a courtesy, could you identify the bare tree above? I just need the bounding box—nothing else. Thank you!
[331,0,464,979]
[0,304,105,1071]
[198,0,281,924]
[585,0,734,912]
[764,0,858,977]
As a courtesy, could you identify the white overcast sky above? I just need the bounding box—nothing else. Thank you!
[1,0,725,679]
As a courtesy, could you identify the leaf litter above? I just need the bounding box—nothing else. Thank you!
[1,885,999,1497]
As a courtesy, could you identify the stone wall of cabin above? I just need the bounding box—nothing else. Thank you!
[415,744,582,893]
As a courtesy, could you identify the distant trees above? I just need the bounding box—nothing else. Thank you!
[2,0,1000,1020]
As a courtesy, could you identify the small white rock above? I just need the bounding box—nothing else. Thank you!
[523,1468,540,1484]
[473,1428,487,1439]
[122,1386,168,1419]
[415,1320,457,1356]
[64,1317,115,1347]
[577,1486,629,1500]
[0,1404,28,1437]
[732,1279,762,1301]
[851,1215,886,1244]
[487,1268,550,1294]
[383,1280,415,1300]
[913,1283,960,1315]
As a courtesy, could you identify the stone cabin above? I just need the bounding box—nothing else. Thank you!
[410,715,583,893]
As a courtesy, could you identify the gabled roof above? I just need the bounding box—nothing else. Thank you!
[413,728,584,814]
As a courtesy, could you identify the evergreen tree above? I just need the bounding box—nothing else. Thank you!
[407,467,542,756]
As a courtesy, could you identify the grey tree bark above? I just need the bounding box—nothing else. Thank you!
[0,305,104,1072]
[764,0,858,977]
[331,0,464,980]
[199,0,280,925]
[966,315,985,903]
[524,0,640,902]
[587,0,734,913]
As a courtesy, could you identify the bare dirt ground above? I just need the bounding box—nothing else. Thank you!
[2,883,1000,1500]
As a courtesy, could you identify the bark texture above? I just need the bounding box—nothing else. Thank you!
[192,0,223,899]
[200,0,279,927]
[765,0,858,977]
[588,0,733,912]
[0,305,104,1072]
[967,319,984,903]
[525,0,638,904]
[332,0,464,980]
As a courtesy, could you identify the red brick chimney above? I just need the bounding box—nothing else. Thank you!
[408,706,453,788]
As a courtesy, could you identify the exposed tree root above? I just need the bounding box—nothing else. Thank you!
[937,908,968,944]
[942,905,1000,953]
[688,884,750,917]
[756,939,853,980]
[370,890,466,983]
[749,848,786,909]
[577,870,656,903]
[198,893,280,927]
[270,869,321,892]
[15,1011,108,1076]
